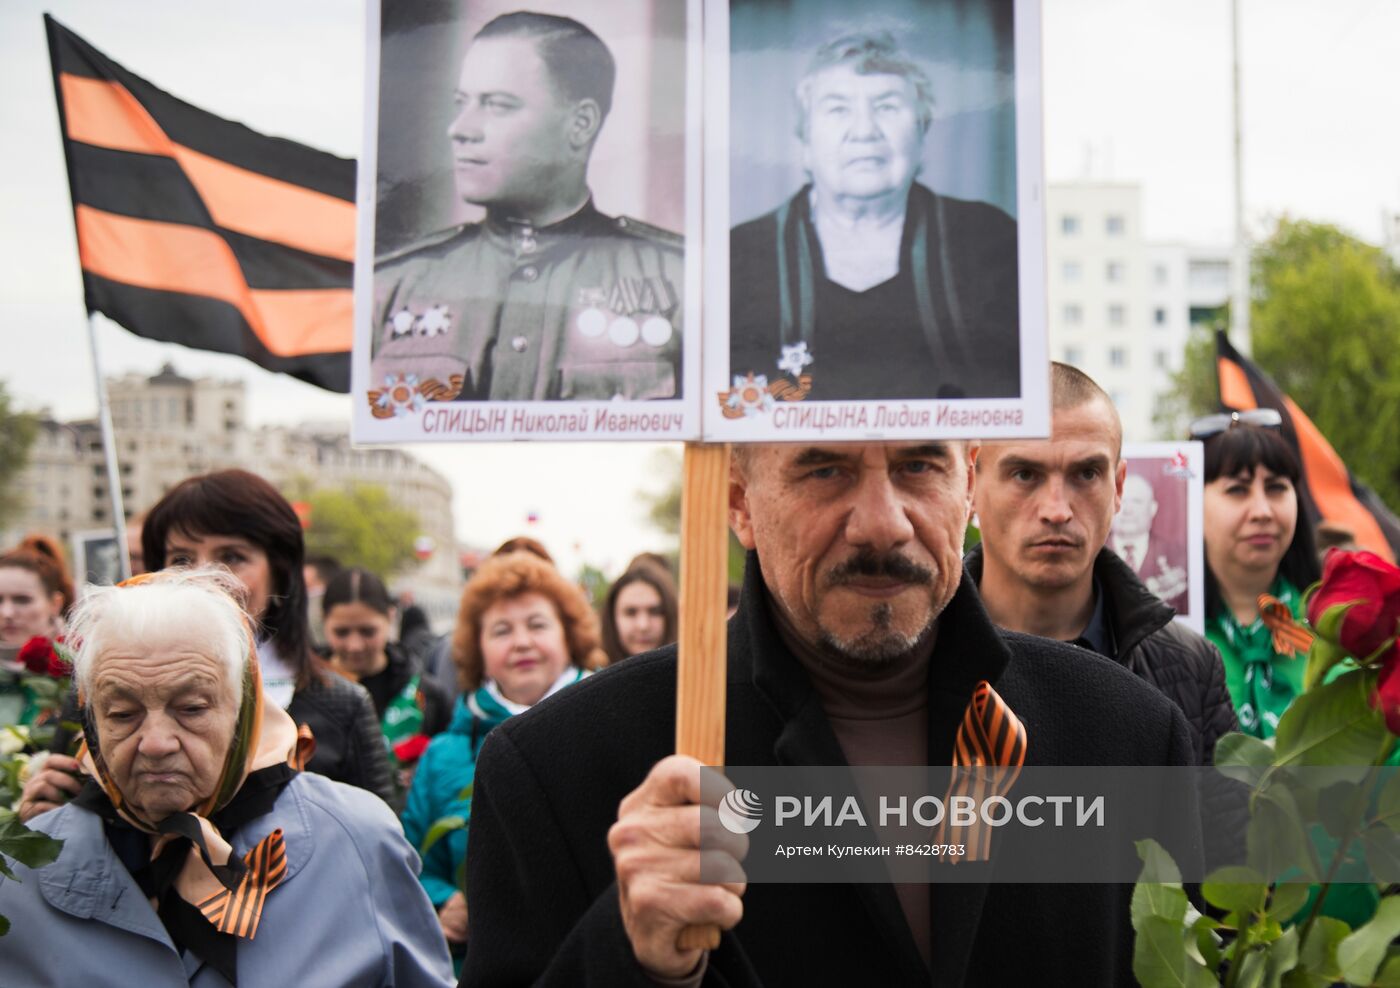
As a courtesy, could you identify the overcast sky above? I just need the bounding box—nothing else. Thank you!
[4,0,1399,576]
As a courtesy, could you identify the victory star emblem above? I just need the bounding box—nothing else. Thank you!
[777,342,813,376]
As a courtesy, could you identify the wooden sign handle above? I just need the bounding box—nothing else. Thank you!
[675,442,730,953]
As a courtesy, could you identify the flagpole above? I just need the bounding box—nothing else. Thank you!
[85,313,131,582]
[1230,0,1251,356]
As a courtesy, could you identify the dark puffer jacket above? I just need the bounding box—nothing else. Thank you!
[966,544,1237,762]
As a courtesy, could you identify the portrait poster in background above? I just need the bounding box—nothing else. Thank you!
[352,1,703,442]
[702,0,1048,441]
[1112,442,1205,634]
[71,529,123,590]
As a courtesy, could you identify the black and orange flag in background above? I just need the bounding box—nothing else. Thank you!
[45,16,355,393]
[1215,330,1400,564]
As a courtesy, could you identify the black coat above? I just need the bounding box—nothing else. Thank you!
[462,562,1199,987]
[287,670,395,805]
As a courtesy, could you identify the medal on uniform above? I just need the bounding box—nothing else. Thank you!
[576,287,608,338]
[609,316,640,347]
[641,315,673,347]
[577,307,606,338]
[387,307,416,339]
[418,303,452,337]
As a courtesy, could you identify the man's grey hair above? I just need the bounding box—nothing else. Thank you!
[68,567,252,705]
[794,31,935,143]
[475,11,616,121]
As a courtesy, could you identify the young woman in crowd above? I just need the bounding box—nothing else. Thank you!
[1196,411,1320,738]
[18,469,395,819]
[599,562,678,664]
[322,567,451,789]
[401,550,607,967]
[0,535,75,726]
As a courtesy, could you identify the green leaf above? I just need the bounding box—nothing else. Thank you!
[0,815,64,870]
[1215,733,1277,787]
[1303,638,1350,691]
[1315,781,1368,842]
[420,815,466,855]
[0,912,8,937]
[1134,881,1190,929]
[1262,926,1299,988]
[1310,600,1359,646]
[1264,883,1311,924]
[1235,947,1268,988]
[1137,838,1185,885]
[1362,824,1400,883]
[1133,915,1217,988]
[1377,771,1400,832]
[1372,951,1400,988]
[1192,913,1224,971]
[1202,866,1268,913]
[0,856,16,882]
[1282,916,1348,988]
[1247,788,1319,883]
[1336,897,1400,985]
[1274,669,1391,768]
[455,782,474,802]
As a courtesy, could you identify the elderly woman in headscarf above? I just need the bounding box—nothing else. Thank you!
[0,568,452,988]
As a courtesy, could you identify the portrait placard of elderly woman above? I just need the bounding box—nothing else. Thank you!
[0,569,452,987]
[723,0,1032,406]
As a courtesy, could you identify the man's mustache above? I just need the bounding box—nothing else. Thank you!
[825,549,933,587]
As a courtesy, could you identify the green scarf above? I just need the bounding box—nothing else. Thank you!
[381,673,425,764]
[1206,576,1307,739]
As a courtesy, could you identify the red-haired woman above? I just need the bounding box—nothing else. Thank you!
[402,550,607,964]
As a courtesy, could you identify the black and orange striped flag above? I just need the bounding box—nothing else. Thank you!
[45,17,354,393]
[1216,330,1400,564]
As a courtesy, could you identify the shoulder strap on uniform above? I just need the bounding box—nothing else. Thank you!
[374,223,476,265]
[611,214,683,249]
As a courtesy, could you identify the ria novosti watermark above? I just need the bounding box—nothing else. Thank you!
[697,766,1400,884]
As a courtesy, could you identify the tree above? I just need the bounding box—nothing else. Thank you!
[1156,219,1400,510]
[0,384,39,531]
[1250,220,1400,510]
[283,479,420,577]
[636,447,747,586]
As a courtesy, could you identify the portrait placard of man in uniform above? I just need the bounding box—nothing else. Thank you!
[354,2,700,441]
[703,0,1047,442]
[1112,443,1206,633]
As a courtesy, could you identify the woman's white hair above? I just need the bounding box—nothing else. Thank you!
[68,567,252,705]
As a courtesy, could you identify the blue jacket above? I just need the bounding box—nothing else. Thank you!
[400,685,513,907]
[1,772,453,987]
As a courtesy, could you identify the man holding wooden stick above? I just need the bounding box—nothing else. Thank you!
[460,441,1198,986]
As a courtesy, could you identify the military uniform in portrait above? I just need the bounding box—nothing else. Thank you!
[371,201,683,402]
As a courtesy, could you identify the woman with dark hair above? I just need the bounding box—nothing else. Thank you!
[17,470,396,816]
[136,470,395,801]
[599,562,678,664]
[1195,412,1320,738]
[322,567,450,787]
[401,550,607,966]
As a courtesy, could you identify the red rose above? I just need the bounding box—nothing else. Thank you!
[18,636,70,678]
[393,734,431,764]
[1307,549,1400,659]
[1372,648,1400,735]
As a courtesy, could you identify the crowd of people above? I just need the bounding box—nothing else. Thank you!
[0,362,1392,985]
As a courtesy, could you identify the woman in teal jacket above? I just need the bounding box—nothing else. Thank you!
[401,550,607,966]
